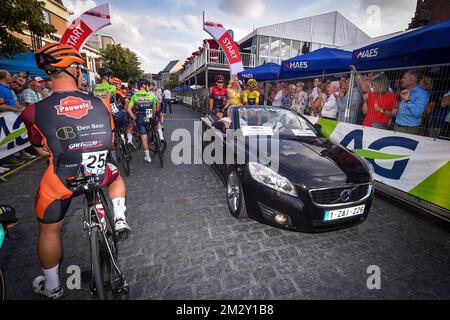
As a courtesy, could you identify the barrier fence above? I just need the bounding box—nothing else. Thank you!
[0,112,30,160]
[177,64,450,219]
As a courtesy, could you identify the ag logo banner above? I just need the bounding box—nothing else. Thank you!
[307,117,450,211]
[0,112,30,160]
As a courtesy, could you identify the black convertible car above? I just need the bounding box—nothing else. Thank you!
[201,106,375,232]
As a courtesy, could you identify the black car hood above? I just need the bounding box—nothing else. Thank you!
[244,136,370,184]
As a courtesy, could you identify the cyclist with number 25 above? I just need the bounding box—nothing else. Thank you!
[20,43,131,299]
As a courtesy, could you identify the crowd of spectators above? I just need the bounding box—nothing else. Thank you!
[260,66,450,139]
[0,70,52,173]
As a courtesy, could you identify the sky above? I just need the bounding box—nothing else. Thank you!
[62,0,418,73]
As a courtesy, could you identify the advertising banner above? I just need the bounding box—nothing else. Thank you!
[60,3,112,51]
[202,12,244,75]
[0,112,30,160]
[307,116,450,211]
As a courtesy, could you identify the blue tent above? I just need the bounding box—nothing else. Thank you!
[353,19,450,70]
[238,62,280,82]
[0,52,47,78]
[279,48,352,80]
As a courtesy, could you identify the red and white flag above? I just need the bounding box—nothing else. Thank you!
[60,3,112,51]
[203,11,244,75]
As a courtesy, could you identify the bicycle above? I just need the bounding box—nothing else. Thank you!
[0,205,19,300]
[66,164,129,300]
[146,123,167,168]
[113,123,132,177]
[131,120,142,152]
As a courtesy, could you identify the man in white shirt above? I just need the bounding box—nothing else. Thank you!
[321,81,339,120]
[162,88,172,115]
[311,78,322,100]
[272,82,283,107]
[20,80,44,106]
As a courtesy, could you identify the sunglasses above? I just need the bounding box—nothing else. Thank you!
[217,81,224,84]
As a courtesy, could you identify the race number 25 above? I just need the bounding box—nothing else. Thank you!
[82,150,108,175]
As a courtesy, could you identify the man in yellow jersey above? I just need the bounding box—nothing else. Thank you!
[243,79,261,106]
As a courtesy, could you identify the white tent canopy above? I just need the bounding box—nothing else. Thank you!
[238,11,371,48]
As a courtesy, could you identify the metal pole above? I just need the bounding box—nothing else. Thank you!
[205,69,209,113]
[195,70,198,111]
[264,82,269,106]
[345,71,356,123]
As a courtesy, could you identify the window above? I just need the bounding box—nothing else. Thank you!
[259,57,268,65]
[311,43,320,51]
[269,57,280,64]
[281,39,290,59]
[291,41,301,57]
[270,38,280,59]
[42,9,51,24]
[259,36,269,57]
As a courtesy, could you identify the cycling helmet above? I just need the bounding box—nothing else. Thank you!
[111,77,122,85]
[215,74,225,83]
[137,78,150,88]
[247,79,257,87]
[98,67,114,78]
[35,43,84,74]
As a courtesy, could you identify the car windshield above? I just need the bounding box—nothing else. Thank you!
[234,106,318,138]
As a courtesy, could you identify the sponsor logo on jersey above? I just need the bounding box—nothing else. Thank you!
[56,126,76,140]
[68,141,103,150]
[55,96,93,119]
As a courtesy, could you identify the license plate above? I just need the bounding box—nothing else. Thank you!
[323,205,365,222]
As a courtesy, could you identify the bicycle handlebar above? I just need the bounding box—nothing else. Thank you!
[66,165,103,193]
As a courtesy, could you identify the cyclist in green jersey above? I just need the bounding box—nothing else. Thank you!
[128,79,164,163]
[94,68,133,146]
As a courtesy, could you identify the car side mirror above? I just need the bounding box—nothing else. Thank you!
[314,123,322,133]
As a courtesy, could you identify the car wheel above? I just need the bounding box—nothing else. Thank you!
[226,169,248,219]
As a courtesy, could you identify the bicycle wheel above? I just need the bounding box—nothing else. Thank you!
[132,126,141,151]
[0,270,5,300]
[94,193,128,300]
[99,190,118,248]
[118,138,130,177]
[155,131,164,168]
[90,227,107,300]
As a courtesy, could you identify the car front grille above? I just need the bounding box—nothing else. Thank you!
[309,184,371,207]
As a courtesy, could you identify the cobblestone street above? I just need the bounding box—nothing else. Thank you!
[1,104,449,300]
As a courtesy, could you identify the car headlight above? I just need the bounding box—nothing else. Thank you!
[248,162,298,197]
[361,157,375,179]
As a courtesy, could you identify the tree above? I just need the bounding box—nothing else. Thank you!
[163,74,179,90]
[100,44,144,82]
[0,0,56,57]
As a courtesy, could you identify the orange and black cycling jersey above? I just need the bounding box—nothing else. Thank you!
[21,91,116,224]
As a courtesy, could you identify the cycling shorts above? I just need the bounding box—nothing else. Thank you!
[114,110,130,127]
[35,162,120,224]
[136,112,161,136]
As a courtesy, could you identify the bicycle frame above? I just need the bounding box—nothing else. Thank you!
[0,226,4,249]
[82,188,123,283]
